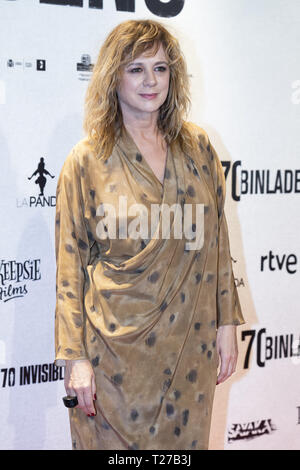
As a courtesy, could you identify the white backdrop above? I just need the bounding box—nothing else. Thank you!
[0,0,299,450]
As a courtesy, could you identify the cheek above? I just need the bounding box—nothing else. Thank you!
[124,78,141,97]
[162,74,171,94]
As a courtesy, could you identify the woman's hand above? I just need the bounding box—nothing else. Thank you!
[64,359,97,416]
[216,325,238,385]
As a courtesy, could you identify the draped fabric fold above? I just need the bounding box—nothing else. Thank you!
[54,121,245,450]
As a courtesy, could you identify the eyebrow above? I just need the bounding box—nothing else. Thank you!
[126,60,169,67]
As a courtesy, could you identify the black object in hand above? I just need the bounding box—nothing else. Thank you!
[63,395,78,408]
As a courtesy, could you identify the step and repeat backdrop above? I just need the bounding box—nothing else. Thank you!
[0,0,299,450]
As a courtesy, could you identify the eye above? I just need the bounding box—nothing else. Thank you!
[155,66,167,72]
[129,67,142,73]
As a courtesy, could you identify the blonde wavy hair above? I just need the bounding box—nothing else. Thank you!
[83,19,198,161]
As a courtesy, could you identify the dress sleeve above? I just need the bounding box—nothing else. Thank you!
[54,145,90,366]
[202,130,246,328]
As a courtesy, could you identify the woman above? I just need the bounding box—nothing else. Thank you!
[54,19,245,450]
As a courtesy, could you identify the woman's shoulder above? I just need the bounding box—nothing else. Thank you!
[71,136,97,161]
[183,121,210,147]
[62,136,97,169]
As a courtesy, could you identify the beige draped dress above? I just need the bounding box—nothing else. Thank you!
[54,121,245,450]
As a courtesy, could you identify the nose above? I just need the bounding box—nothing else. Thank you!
[143,69,157,87]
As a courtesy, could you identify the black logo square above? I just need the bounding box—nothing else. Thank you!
[36,60,46,71]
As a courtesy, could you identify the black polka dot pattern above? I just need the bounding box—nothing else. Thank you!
[166,403,174,416]
[197,393,204,402]
[92,355,100,367]
[145,332,156,347]
[128,442,139,450]
[111,373,123,385]
[186,369,197,383]
[78,239,88,250]
[187,185,195,197]
[182,409,189,426]
[202,165,209,175]
[163,379,171,392]
[72,312,82,328]
[148,271,159,283]
[101,419,110,430]
[66,291,76,299]
[130,409,139,421]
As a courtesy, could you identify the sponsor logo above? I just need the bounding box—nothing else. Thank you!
[228,419,276,443]
[39,0,185,18]
[76,54,94,81]
[16,157,56,208]
[232,255,245,289]
[36,59,46,71]
[222,161,300,201]
[0,363,64,387]
[0,258,41,303]
[260,251,297,274]
[242,328,300,368]
[6,58,47,71]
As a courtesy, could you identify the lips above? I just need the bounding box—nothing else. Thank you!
[139,93,158,100]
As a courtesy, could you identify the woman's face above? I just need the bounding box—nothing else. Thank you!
[116,42,170,120]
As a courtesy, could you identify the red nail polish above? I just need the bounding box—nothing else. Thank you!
[94,394,97,400]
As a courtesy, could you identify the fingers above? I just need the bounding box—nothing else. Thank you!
[216,354,237,385]
[77,387,96,416]
[91,374,97,402]
[65,379,97,416]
